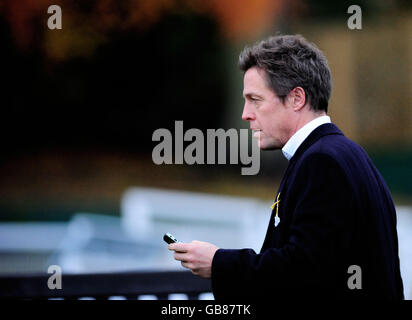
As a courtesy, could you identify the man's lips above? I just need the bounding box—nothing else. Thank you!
[251,129,262,138]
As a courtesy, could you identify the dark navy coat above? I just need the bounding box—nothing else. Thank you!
[211,123,404,300]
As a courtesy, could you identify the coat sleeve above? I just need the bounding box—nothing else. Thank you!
[211,153,356,300]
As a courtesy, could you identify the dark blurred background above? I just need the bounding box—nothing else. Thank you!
[0,0,411,222]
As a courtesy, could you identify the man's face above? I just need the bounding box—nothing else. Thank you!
[242,67,295,150]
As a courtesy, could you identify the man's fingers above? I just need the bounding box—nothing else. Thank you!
[168,242,189,253]
[182,262,199,276]
[181,261,194,270]
[173,252,189,262]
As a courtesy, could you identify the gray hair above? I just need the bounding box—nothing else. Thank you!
[239,34,332,112]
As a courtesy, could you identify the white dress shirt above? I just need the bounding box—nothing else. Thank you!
[282,115,331,160]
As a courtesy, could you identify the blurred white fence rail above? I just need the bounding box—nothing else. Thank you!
[396,206,412,300]
[121,187,270,252]
[0,188,411,299]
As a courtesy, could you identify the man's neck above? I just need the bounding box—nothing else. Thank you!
[281,113,331,160]
[289,111,327,140]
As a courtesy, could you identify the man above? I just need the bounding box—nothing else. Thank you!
[168,35,404,300]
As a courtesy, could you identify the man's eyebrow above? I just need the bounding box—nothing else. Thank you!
[243,92,263,99]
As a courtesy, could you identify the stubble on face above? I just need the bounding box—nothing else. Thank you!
[242,67,293,151]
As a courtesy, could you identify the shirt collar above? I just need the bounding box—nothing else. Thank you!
[282,115,331,160]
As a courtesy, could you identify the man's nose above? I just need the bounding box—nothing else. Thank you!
[242,103,255,122]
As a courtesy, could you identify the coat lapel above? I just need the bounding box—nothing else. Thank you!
[259,123,344,252]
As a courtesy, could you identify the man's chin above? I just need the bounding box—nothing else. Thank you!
[258,142,279,151]
[254,137,280,150]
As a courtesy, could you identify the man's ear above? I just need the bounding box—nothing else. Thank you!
[288,87,306,111]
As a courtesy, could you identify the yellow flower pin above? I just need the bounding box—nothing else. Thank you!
[271,192,281,227]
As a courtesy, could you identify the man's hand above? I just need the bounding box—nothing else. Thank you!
[168,240,219,279]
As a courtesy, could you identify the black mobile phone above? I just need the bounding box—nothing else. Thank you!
[163,232,179,244]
